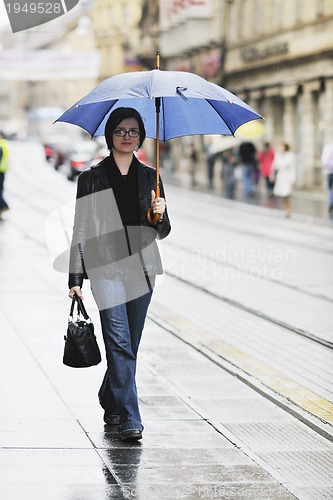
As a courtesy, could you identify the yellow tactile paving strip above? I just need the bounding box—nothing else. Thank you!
[149,303,333,424]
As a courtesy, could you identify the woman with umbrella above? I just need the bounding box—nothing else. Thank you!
[68,107,171,441]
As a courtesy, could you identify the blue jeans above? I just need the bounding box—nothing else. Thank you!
[91,275,153,432]
[242,163,254,196]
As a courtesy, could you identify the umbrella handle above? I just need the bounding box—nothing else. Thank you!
[147,80,162,225]
[146,185,161,225]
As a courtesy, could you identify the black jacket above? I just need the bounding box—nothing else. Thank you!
[68,156,171,288]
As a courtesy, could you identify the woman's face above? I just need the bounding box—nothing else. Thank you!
[112,117,140,154]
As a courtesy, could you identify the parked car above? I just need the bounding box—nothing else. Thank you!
[67,140,98,181]
[42,134,74,170]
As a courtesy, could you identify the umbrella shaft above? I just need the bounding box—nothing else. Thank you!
[155,97,161,197]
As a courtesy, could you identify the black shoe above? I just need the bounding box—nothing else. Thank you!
[103,412,120,425]
[119,429,142,441]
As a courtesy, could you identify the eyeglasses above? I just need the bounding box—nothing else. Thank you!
[114,128,140,138]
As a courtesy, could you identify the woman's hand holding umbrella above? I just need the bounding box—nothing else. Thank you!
[151,190,166,220]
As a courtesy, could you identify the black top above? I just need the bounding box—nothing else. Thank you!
[105,153,141,226]
[239,142,257,163]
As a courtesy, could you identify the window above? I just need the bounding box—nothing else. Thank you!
[274,0,282,30]
[255,0,265,34]
[295,0,302,23]
[240,0,252,39]
[316,0,324,17]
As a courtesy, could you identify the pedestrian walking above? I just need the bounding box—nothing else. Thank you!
[271,143,296,218]
[221,147,238,199]
[0,131,10,218]
[321,139,333,213]
[258,142,275,196]
[238,141,257,197]
[189,142,199,187]
[68,107,171,442]
[205,142,216,189]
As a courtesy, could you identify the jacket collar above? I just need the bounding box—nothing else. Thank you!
[91,155,150,192]
[90,157,111,188]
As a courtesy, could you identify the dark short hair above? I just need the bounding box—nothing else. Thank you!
[104,107,146,150]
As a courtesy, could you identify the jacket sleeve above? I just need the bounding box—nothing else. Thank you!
[68,171,90,288]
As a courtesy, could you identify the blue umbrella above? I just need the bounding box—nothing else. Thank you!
[56,55,262,223]
[56,69,261,140]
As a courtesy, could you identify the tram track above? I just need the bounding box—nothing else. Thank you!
[147,307,333,444]
[163,240,333,305]
[165,268,333,349]
[161,241,333,349]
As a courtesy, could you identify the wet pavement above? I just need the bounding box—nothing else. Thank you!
[0,221,292,500]
[0,223,297,499]
[0,141,332,499]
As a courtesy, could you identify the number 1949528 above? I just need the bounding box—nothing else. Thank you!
[6,3,62,14]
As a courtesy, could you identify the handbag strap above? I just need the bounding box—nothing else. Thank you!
[75,294,90,321]
[69,294,90,321]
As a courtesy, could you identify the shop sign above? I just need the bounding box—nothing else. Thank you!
[176,61,194,72]
[200,52,221,78]
[241,42,288,63]
[160,0,211,30]
[0,50,101,80]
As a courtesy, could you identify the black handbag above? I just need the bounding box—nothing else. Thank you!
[63,295,102,368]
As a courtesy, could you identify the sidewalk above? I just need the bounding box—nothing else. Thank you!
[0,221,297,500]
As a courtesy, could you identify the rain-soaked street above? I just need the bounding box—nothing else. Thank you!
[0,140,332,500]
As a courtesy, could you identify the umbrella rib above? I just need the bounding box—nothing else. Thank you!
[92,102,117,138]
[161,97,166,142]
[207,100,235,137]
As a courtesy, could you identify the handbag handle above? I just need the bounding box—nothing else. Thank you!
[69,294,90,322]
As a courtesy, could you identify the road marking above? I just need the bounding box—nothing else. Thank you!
[150,302,333,424]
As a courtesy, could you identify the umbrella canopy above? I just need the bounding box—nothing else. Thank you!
[55,69,262,141]
[235,119,265,140]
[56,64,262,224]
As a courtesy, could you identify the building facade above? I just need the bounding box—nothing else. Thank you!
[91,0,144,81]
[159,0,333,189]
[138,0,160,69]
[0,2,99,137]
[224,0,333,188]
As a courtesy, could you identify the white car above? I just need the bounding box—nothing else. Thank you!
[67,140,99,180]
